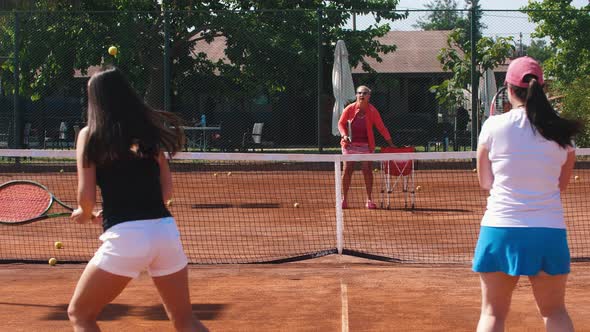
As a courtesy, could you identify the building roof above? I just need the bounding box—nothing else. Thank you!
[352,30,456,74]
[191,34,228,64]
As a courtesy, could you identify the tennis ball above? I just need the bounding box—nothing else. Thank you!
[415,185,422,192]
[293,202,300,208]
[108,46,118,56]
[213,173,218,177]
[54,241,63,249]
[48,257,57,266]
[373,168,379,173]
[574,175,580,181]
[166,199,173,207]
[227,172,232,176]
[472,168,477,173]
[59,169,64,173]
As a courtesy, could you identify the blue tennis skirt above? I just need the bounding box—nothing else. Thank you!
[472,226,570,276]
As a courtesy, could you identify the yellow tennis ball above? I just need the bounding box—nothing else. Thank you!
[227,172,232,176]
[48,257,57,266]
[54,241,63,249]
[293,202,300,208]
[415,185,422,192]
[574,175,579,181]
[59,169,64,173]
[472,168,477,173]
[213,173,218,177]
[373,168,379,173]
[166,199,173,207]
[108,46,118,56]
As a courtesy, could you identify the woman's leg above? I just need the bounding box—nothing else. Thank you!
[152,266,208,332]
[342,161,355,205]
[529,272,573,332]
[477,272,519,332]
[360,161,373,202]
[68,264,132,332]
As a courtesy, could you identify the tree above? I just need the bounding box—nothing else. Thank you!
[524,0,590,83]
[0,0,408,109]
[414,0,465,31]
[413,0,485,50]
[553,76,590,147]
[431,29,514,111]
[524,39,554,64]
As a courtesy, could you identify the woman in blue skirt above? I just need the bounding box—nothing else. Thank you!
[474,56,582,331]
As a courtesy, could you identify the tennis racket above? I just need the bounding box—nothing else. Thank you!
[347,120,352,142]
[0,180,74,225]
[489,86,507,116]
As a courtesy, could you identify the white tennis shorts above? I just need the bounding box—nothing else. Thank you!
[89,217,188,278]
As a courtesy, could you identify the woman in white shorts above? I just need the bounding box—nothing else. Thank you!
[68,67,208,331]
[474,56,582,331]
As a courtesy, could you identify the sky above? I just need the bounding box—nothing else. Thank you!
[353,0,589,44]
[395,0,588,10]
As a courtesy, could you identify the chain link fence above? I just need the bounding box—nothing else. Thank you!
[0,9,587,151]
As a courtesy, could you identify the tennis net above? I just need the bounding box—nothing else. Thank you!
[1,149,589,264]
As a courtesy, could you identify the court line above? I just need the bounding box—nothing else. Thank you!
[341,279,349,332]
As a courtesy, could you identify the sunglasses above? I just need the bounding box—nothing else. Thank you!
[356,91,369,95]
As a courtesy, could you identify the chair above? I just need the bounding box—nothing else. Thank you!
[379,146,416,210]
[426,123,452,152]
[0,122,9,148]
[242,122,273,152]
[73,125,80,147]
[43,122,68,148]
[23,123,31,148]
[23,123,40,148]
[58,121,67,147]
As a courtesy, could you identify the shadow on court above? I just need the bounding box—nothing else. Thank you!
[1,258,589,331]
[380,207,472,213]
[0,301,225,321]
[191,203,281,209]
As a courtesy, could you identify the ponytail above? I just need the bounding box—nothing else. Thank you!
[510,77,583,148]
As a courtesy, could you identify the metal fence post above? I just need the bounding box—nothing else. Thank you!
[163,3,171,113]
[12,11,21,149]
[470,5,478,152]
[317,8,323,152]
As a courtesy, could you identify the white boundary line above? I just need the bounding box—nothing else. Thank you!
[0,149,75,158]
[340,279,349,332]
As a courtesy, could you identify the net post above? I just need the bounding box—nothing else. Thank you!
[334,159,343,254]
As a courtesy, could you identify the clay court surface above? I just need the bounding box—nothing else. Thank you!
[1,159,589,330]
[1,258,590,331]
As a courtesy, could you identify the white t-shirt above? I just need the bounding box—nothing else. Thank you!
[478,107,571,229]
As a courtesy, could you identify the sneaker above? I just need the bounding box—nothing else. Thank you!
[342,200,348,209]
[366,201,377,209]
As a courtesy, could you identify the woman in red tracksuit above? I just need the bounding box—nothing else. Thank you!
[338,85,394,209]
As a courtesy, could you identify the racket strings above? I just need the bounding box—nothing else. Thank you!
[0,185,52,222]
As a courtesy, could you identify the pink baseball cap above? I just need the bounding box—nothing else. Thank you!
[505,56,544,88]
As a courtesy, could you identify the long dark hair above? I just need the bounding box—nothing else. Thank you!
[83,67,184,166]
[510,76,583,148]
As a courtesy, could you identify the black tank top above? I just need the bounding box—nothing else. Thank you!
[96,157,171,231]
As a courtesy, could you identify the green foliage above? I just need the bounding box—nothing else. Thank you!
[524,1,590,83]
[417,0,500,109]
[414,0,467,31]
[431,28,514,109]
[0,0,408,108]
[554,76,590,147]
[524,39,554,64]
